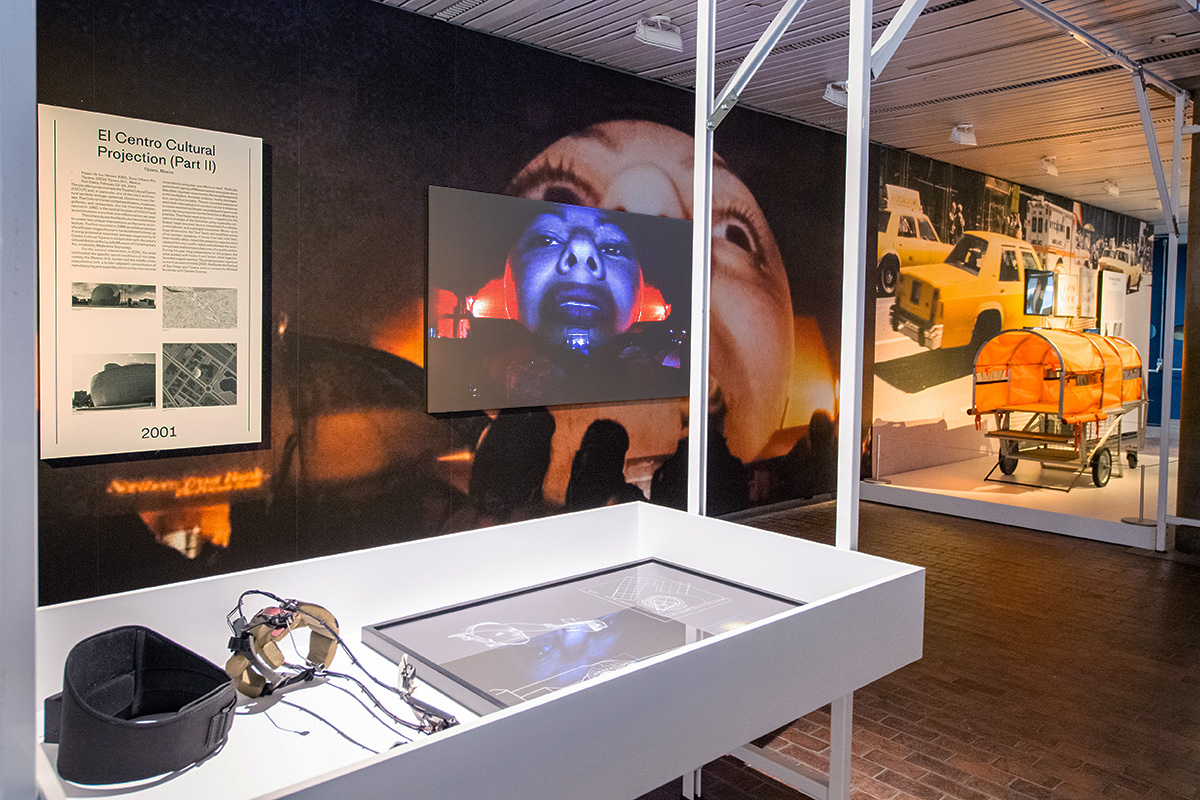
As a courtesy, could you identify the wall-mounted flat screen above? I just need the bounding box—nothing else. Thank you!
[426,186,692,413]
[1024,269,1056,316]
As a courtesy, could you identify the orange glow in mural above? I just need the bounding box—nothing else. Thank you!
[372,298,425,366]
[139,503,232,559]
[107,468,266,499]
[781,317,837,431]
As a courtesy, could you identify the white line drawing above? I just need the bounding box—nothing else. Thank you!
[492,654,639,702]
[450,618,607,648]
[583,574,731,620]
[583,658,634,681]
[642,594,688,615]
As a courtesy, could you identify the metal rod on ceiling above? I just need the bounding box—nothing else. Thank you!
[706,0,812,132]
[1134,70,1180,237]
[871,0,928,79]
[1009,0,1187,99]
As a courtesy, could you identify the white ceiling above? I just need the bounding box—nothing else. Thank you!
[379,0,1200,226]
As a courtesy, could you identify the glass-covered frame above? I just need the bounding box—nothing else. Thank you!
[362,558,801,717]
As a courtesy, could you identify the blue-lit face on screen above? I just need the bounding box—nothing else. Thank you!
[507,205,644,350]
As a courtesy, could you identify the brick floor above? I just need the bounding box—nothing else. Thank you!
[636,501,1200,800]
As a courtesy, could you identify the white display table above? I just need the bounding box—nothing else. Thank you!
[36,502,924,800]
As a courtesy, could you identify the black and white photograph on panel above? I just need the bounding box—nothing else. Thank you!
[162,286,238,329]
[162,343,237,407]
[72,353,156,410]
[71,283,156,308]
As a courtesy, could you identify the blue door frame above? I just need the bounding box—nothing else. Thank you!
[1148,236,1185,423]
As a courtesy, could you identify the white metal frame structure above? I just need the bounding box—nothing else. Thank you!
[970,0,1188,552]
[862,1,1190,553]
[687,0,927,796]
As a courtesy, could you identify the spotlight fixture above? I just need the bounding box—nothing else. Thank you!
[823,81,848,108]
[1103,180,1120,197]
[1039,157,1058,177]
[634,15,683,52]
[950,124,976,146]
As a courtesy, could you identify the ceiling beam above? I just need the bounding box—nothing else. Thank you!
[1009,0,1188,100]
[707,0,813,131]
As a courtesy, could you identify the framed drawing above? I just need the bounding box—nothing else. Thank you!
[363,559,800,715]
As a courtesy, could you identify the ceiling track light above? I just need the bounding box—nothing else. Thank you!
[823,81,848,108]
[950,124,976,146]
[634,14,683,52]
[1103,180,1120,197]
[1039,157,1058,176]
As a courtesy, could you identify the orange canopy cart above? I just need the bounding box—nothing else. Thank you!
[970,328,1145,488]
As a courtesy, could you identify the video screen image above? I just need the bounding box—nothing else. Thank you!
[1025,270,1056,316]
[427,186,693,413]
[364,560,799,715]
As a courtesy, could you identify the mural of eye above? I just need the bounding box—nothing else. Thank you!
[509,161,600,208]
[543,185,585,205]
[714,218,754,253]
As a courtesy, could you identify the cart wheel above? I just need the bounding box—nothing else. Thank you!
[998,440,1018,475]
[1092,447,1112,488]
[1127,451,1138,469]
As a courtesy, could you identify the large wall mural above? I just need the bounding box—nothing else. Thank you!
[869,145,1152,477]
[37,0,846,604]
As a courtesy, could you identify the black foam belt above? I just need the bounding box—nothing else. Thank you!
[44,625,236,785]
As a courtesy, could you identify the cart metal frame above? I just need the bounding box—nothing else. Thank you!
[982,399,1146,491]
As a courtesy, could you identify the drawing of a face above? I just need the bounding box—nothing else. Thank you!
[507,205,644,350]
[509,120,794,460]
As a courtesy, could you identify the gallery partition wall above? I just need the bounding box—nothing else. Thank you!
[34,0,861,607]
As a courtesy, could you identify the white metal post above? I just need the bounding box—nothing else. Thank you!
[828,694,854,800]
[687,0,716,516]
[836,0,872,552]
[0,0,39,796]
[1156,93,1185,552]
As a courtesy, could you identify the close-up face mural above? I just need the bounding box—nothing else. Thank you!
[35,2,849,606]
[508,120,796,461]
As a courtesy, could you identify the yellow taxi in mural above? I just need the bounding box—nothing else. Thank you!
[1098,245,1142,291]
[876,185,954,296]
[889,231,1045,350]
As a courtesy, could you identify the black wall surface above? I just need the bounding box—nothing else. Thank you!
[37,0,850,604]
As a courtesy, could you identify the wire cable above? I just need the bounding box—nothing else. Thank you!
[323,670,422,731]
[276,698,378,754]
[321,678,414,743]
[227,590,458,734]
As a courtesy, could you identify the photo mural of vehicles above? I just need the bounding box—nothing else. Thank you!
[1024,196,1083,274]
[870,145,1153,480]
[889,231,1045,351]
[876,184,954,297]
[1098,245,1142,291]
